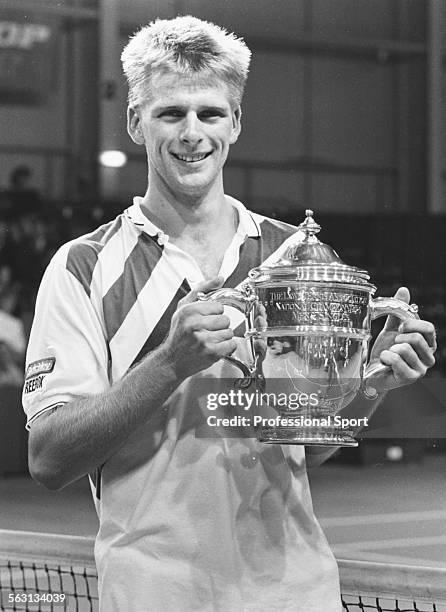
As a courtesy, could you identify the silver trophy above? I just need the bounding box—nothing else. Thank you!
[200,210,419,447]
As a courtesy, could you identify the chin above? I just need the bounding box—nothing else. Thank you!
[176,177,215,196]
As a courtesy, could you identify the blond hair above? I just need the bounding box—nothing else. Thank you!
[121,15,251,107]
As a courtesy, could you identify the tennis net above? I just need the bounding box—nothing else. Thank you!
[339,558,446,612]
[0,529,445,611]
[0,530,97,611]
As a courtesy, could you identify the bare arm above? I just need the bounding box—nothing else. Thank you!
[28,276,236,490]
[28,345,183,489]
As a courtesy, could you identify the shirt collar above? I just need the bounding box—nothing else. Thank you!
[125,195,261,241]
[124,197,164,236]
[225,195,261,238]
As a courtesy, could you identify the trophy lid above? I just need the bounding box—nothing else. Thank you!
[250,209,373,286]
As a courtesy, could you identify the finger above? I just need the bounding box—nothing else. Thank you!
[191,329,234,352]
[394,332,436,367]
[383,286,410,331]
[206,328,234,344]
[178,301,225,319]
[397,320,437,351]
[253,337,267,360]
[254,303,267,318]
[180,276,225,306]
[193,276,225,294]
[253,315,267,333]
[389,342,427,371]
[379,348,421,382]
[252,301,268,332]
[199,314,231,331]
[214,338,238,357]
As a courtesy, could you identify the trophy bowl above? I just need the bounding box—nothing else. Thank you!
[199,210,419,447]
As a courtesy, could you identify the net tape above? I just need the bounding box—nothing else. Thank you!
[339,559,446,612]
[0,530,445,611]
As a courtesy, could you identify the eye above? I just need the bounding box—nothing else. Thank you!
[199,109,226,121]
[158,109,184,119]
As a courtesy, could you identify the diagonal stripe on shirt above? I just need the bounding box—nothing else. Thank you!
[89,216,123,243]
[89,218,141,325]
[225,236,261,289]
[226,220,299,336]
[103,233,163,342]
[109,253,190,380]
[66,216,123,297]
[225,218,298,290]
[130,279,190,368]
[256,217,298,262]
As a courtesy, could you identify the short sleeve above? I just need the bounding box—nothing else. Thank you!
[23,251,109,429]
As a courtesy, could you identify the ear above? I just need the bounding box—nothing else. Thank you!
[127,107,145,145]
[229,106,242,145]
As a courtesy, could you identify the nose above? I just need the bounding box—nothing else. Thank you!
[179,112,202,146]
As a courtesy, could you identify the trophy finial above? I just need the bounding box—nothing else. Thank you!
[298,209,321,240]
[274,208,341,264]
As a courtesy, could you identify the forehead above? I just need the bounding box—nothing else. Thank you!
[143,71,234,109]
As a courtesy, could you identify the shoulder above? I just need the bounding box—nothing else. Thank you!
[66,215,124,262]
[254,212,298,240]
[228,195,299,245]
[246,209,301,254]
[49,214,125,295]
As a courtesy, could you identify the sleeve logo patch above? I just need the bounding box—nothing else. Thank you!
[24,375,45,394]
[25,357,56,380]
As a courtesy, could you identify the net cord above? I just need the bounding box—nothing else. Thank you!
[0,530,95,568]
[338,558,446,602]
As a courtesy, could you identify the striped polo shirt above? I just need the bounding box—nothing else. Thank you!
[23,196,299,427]
[23,196,341,612]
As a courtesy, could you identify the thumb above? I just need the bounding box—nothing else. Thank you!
[180,275,225,306]
[383,286,410,331]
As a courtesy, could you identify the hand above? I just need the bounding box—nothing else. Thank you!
[367,287,436,394]
[163,276,237,379]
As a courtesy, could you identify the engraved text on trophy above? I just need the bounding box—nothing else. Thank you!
[259,285,369,330]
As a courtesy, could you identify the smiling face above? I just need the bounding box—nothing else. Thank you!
[128,71,241,202]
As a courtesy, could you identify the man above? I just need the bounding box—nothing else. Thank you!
[23,16,436,612]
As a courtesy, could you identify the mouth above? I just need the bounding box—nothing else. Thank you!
[171,151,212,163]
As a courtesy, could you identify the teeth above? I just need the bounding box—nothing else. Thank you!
[174,153,209,162]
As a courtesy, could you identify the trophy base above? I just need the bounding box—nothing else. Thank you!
[259,427,358,447]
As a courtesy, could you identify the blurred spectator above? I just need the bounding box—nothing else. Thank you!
[5,165,43,217]
[0,264,25,385]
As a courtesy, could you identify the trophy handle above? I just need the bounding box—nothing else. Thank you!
[363,296,420,391]
[197,286,265,390]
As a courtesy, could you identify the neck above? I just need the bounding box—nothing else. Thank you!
[139,176,235,241]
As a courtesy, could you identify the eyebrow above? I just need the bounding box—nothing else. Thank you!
[200,105,228,113]
[153,104,229,113]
